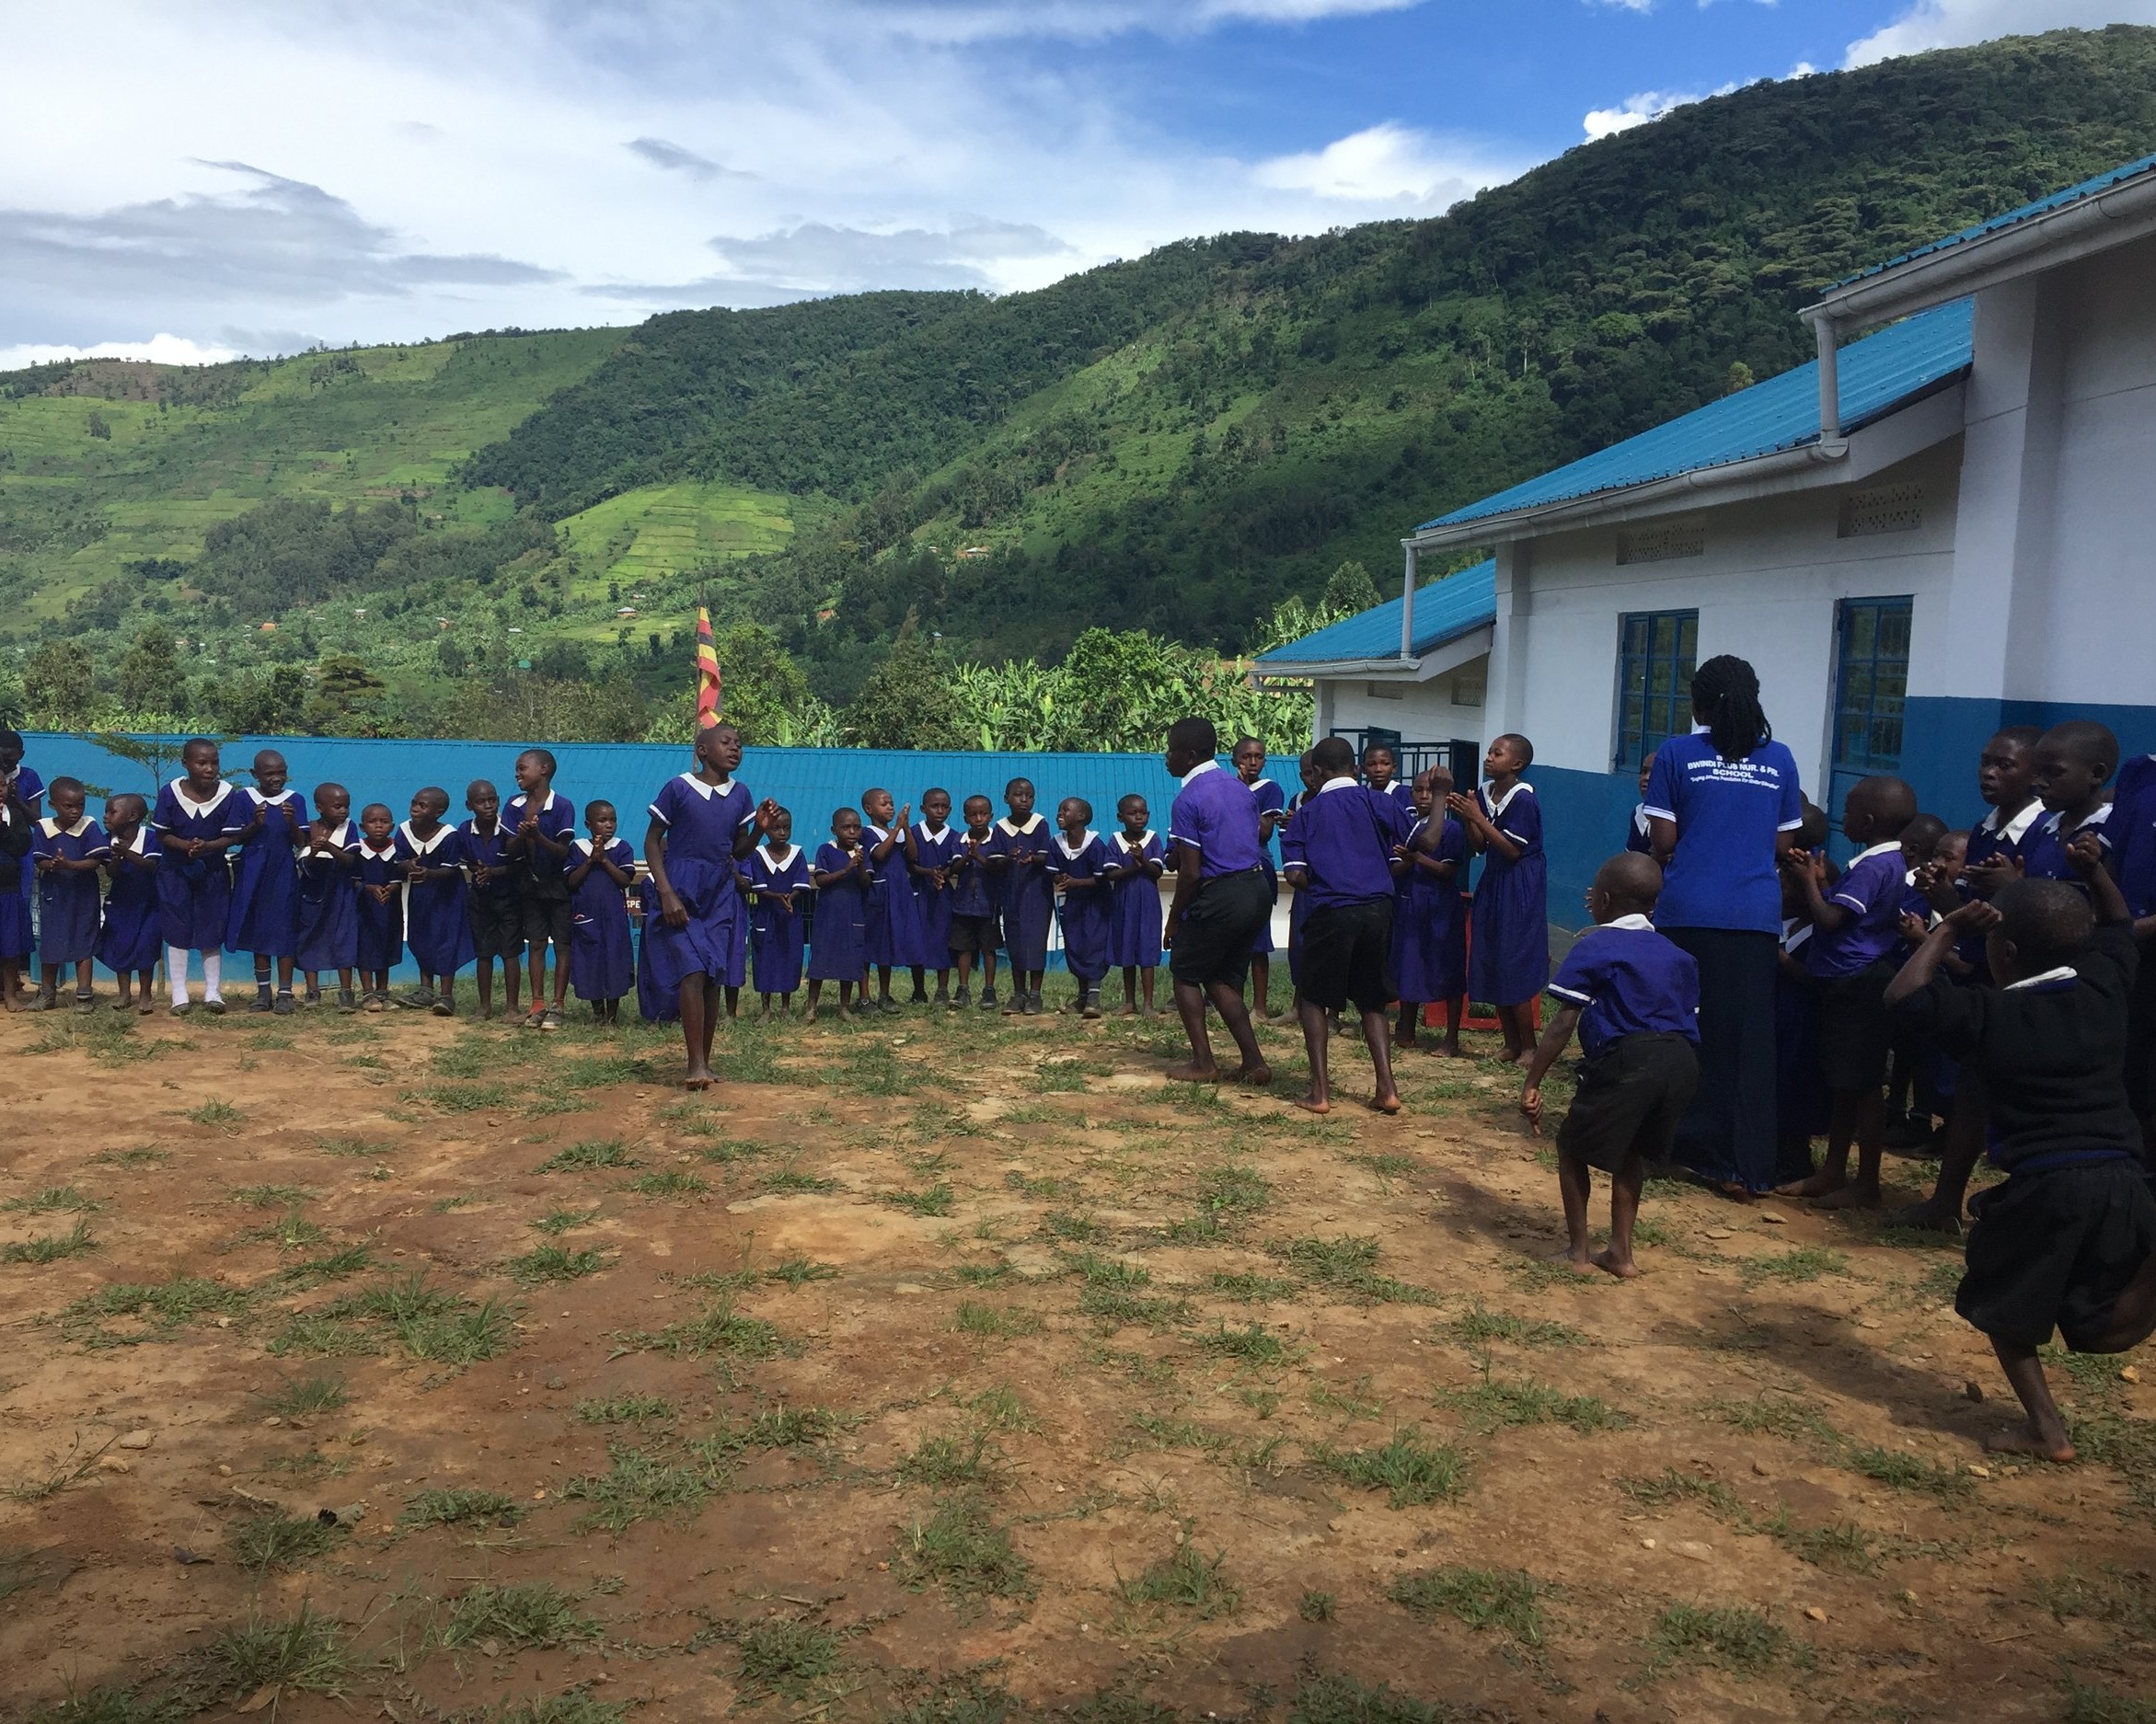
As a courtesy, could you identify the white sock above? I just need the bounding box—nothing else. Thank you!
[168,947,190,1007]
[202,952,224,1002]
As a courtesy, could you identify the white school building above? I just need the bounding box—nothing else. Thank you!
[1254,151,2156,927]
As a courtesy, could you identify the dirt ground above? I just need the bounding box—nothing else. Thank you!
[2,985,2151,1724]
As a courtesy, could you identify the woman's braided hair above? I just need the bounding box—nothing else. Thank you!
[1690,654,1770,763]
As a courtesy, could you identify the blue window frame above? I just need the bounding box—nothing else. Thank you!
[1613,609,1699,771]
[1828,595,1914,821]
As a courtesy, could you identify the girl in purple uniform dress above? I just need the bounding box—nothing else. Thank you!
[808,808,872,1022]
[989,778,1054,1015]
[1449,732,1549,1063]
[905,790,964,1006]
[353,804,404,1011]
[567,800,637,1023]
[98,793,162,1014]
[226,750,307,1015]
[30,777,109,1011]
[1104,793,1165,1016]
[644,724,775,1088]
[860,787,916,1009]
[1390,767,1469,1058]
[1047,797,1113,1017]
[294,785,362,1011]
[153,739,250,1014]
[744,810,812,1015]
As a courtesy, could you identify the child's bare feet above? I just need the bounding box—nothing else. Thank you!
[1985,1422,2076,1463]
[1230,1061,1273,1086]
[1438,1040,1467,1059]
[683,1071,713,1091]
[803,1006,819,1025]
[1366,1093,1402,1115]
[1775,1168,1848,1199]
[1544,1245,1596,1275]
[1813,1179,1882,1211]
[1164,1062,1220,1084]
[1295,1095,1332,1115]
[1885,1197,1963,1235]
[1592,1247,1640,1280]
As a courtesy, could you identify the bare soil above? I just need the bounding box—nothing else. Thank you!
[2,988,2151,1724]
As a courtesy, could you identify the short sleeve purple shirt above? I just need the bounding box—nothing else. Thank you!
[1168,761,1263,878]
[1809,841,1908,976]
[648,774,755,867]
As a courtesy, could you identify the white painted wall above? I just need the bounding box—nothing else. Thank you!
[1485,441,1963,793]
[1323,663,1488,753]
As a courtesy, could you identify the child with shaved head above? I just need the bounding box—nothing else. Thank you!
[1521,851,1700,1278]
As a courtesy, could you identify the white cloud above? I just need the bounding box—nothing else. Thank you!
[1251,122,1510,207]
[1585,0,1656,12]
[1583,90,1694,140]
[1846,0,2156,66]
[0,332,240,372]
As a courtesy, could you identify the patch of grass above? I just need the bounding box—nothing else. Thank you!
[1311,1426,1468,1508]
[238,1207,328,1252]
[1118,1544,1240,1620]
[767,1255,838,1289]
[437,1582,600,1649]
[1309,1377,1384,1420]
[3,1186,102,1214]
[885,1670,1020,1724]
[694,1134,770,1163]
[183,1100,244,1129]
[536,1138,640,1173]
[1445,1304,1585,1348]
[576,1393,676,1425]
[612,1297,782,1362]
[741,1405,842,1450]
[1004,1169,1078,1200]
[1387,1565,1546,1645]
[1271,1235,1436,1305]
[1618,1468,1742,1517]
[89,1146,167,1168]
[3,1434,114,1503]
[1300,1590,1336,1623]
[2068,1408,2156,1508]
[1042,1208,1105,1244]
[896,1492,1035,1601]
[954,1302,1043,1340]
[629,1168,709,1198]
[256,1374,349,1418]
[506,1245,611,1285]
[760,1168,837,1195]
[265,1314,381,1357]
[966,1385,1039,1432]
[559,1052,656,1090]
[315,1135,384,1159]
[1770,1514,1880,1575]
[899,1431,999,1488]
[1737,1246,1850,1286]
[496,1693,631,1724]
[416,1082,512,1113]
[206,1605,351,1698]
[1647,1603,1793,1676]
[432,1194,474,1213]
[1194,1321,1294,1366]
[398,1487,525,1530]
[1710,1394,1841,1445]
[735,1616,841,1696]
[1843,1444,1971,1500]
[330,1275,515,1365]
[278,1243,374,1287]
[832,1041,916,1096]
[3,1219,98,1264]
[2066,1682,2156,1724]
[561,1443,713,1532]
[1207,1270,1297,1304]
[1286,1670,1447,1724]
[58,1274,248,1347]
[230,1183,311,1209]
[887,1182,957,1217]
[227,1510,338,1573]
[1439,1373,1631,1434]
[532,1205,603,1236]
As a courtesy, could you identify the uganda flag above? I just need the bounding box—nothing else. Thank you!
[695,607,722,727]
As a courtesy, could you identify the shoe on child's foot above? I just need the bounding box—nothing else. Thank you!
[433,997,457,1018]
[272,991,297,1016]
[337,989,358,1014]
[364,992,386,1013]
[910,988,929,1005]
[397,986,436,1010]
[1002,991,1025,1014]
[248,988,274,1014]
[540,1006,564,1031]
[74,990,97,1014]
[203,998,226,1016]
[951,986,970,1010]
[979,986,997,1010]
[1081,990,1103,1020]
[1022,991,1043,1016]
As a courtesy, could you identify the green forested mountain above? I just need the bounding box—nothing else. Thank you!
[5,26,2154,742]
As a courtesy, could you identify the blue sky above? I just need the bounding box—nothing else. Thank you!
[0,0,2145,365]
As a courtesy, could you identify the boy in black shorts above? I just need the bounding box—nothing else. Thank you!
[459,779,521,1021]
[946,794,1001,1011]
[503,748,576,1030]
[1888,837,2156,1461]
[1522,852,1701,1279]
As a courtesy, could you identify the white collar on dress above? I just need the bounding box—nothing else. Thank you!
[115,825,150,856]
[1978,800,2043,844]
[1850,840,1905,866]
[1781,916,1813,952]
[1180,759,1220,787]
[761,843,801,870]
[2041,802,2112,838]
[509,788,559,812]
[1117,829,1157,850]
[1318,776,1359,795]
[1633,803,1652,834]
[1054,829,1099,858]
[1482,780,1533,817]
[360,834,398,857]
[170,777,234,815]
[997,813,1044,836]
[399,819,457,854]
[1599,913,1655,932]
[40,814,93,839]
[2006,965,2078,992]
[916,820,949,841]
[314,819,354,848]
[248,787,296,806]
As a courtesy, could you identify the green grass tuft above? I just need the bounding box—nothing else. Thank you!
[437,1582,601,1649]
[398,1487,525,1530]
[3,1220,98,1264]
[734,1617,841,1695]
[227,1510,338,1573]
[1118,1544,1240,1620]
[206,1605,351,1697]
[1206,1270,1297,1304]
[536,1138,640,1173]
[629,1168,709,1198]
[954,1302,1043,1339]
[1311,1427,1468,1507]
[531,1205,604,1236]
[1445,1304,1584,1348]
[1648,1603,1792,1675]
[895,1492,1035,1601]
[183,1100,244,1129]
[1737,1246,1850,1286]
[1194,1321,1294,1366]
[886,1182,957,1217]
[1439,1374,1631,1434]
[3,1186,102,1214]
[576,1394,675,1425]
[256,1374,348,1418]
[1387,1565,1546,1645]
[230,1183,310,1209]
[506,1245,611,1284]
[899,1431,999,1488]
[1286,1670,1447,1724]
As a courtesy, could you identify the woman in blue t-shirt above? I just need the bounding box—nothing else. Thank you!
[1643,656,1804,1195]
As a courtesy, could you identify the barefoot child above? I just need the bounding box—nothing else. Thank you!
[398,787,474,1017]
[0,776,28,1010]
[1449,733,1548,1063]
[153,739,248,1015]
[1048,797,1111,1018]
[1777,774,1918,1209]
[1886,842,2156,1461]
[452,781,513,1019]
[30,777,108,1011]
[567,800,636,1024]
[905,790,962,1006]
[225,751,305,1015]
[806,806,871,1024]
[1391,765,1467,1058]
[1105,794,1165,1016]
[1235,738,1286,1019]
[504,749,577,1030]
[1521,852,1701,1278]
[98,794,159,1013]
[294,784,361,1012]
[1280,736,1409,1114]
[744,809,810,1017]
[1162,717,1274,1086]
[989,778,1053,1015]
[645,724,774,1086]
[353,804,403,1010]
[859,787,909,1010]
[946,796,1001,1011]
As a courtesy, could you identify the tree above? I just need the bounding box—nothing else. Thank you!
[212,665,311,735]
[23,639,95,723]
[306,654,388,735]
[115,624,186,713]
[434,673,649,743]
[437,638,469,679]
[1321,560,1381,616]
[845,611,968,749]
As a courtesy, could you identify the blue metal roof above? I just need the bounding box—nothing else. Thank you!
[1835,151,2156,289]
[1424,298,1973,531]
[1254,559,1495,667]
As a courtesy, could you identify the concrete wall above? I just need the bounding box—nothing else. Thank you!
[1318,656,1488,753]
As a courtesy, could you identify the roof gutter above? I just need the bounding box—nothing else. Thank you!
[1802,170,2156,330]
[1251,655,1424,684]
[1405,435,1850,553]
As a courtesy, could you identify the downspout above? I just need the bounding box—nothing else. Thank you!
[1399,543,1417,660]
[1814,315,1841,442]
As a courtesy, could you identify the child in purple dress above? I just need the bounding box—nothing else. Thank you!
[153,739,249,1015]
[860,787,913,1010]
[567,799,636,1023]
[905,789,963,1006]
[226,750,306,1016]
[1391,766,1468,1058]
[947,796,1001,1011]
[644,723,774,1087]
[0,779,28,1011]
[1448,732,1548,1063]
[294,784,361,1012]
[807,807,871,1023]
[455,780,515,1019]
[744,810,811,1016]
[399,787,474,1016]
[989,777,1053,1016]
[1104,793,1165,1017]
[98,793,161,1014]
[1048,796,1113,1018]
[1236,738,1287,1018]
[353,804,403,1011]
[31,777,109,1011]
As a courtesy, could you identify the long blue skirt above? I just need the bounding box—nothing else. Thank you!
[1002,874,1054,971]
[404,879,473,977]
[40,875,101,965]
[1391,878,1465,1004]
[571,892,633,1002]
[294,877,359,972]
[641,857,742,993]
[227,837,300,956]
[808,881,868,982]
[1467,855,1548,1007]
[156,857,231,953]
[1107,878,1161,969]
[752,904,806,994]
[1060,894,1111,984]
[356,891,403,973]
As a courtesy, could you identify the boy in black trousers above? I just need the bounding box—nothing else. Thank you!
[1522,852,1701,1279]
[1888,835,2156,1461]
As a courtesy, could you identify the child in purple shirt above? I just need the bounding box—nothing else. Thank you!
[2019,720,2119,892]
[98,793,161,1015]
[30,777,109,1011]
[946,795,1002,1011]
[1047,797,1112,1017]
[1778,773,1918,1210]
[1104,793,1165,1016]
[988,778,1054,1016]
